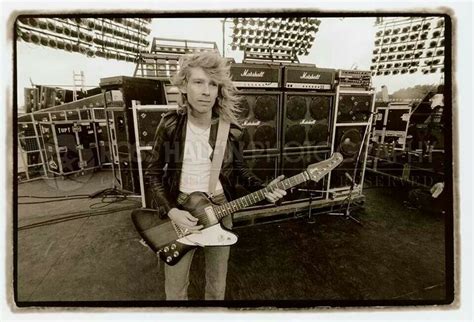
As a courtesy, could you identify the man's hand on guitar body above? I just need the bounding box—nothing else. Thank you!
[264,175,287,204]
[168,208,203,234]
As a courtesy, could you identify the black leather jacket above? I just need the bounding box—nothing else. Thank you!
[144,111,264,216]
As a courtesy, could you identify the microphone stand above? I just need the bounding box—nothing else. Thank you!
[327,111,376,226]
[297,188,328,224]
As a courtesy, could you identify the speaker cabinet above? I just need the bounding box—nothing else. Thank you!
[336,93,373,123]
[236,91,281,154]
[281,150,329,203]
[330,125,367,189]
[283,92,334,150]
[136,107,174,147]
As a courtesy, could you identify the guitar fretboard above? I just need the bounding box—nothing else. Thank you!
[213,171,310,220]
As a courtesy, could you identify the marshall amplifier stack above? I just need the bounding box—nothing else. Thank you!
[99,76,167,194]
[281,65,335,204]
[230,63,282,209]
[229,63,375,220]
[329,69,375,198]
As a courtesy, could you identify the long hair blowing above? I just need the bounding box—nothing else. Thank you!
[171,51,241,125]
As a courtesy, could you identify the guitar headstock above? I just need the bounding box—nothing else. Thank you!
[306,152,344,182]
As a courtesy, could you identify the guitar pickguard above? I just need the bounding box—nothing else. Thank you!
[158,224,238,265]
[178,224,238,246]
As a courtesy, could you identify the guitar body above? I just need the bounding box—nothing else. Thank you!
[131,191,238,266]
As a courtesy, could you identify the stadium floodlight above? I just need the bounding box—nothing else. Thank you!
[371,16,445,76]
[16,17,152,61]
[229,17,321,62]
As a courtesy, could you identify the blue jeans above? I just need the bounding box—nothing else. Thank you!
[164,193,232,300]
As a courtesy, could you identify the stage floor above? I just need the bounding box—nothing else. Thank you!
[14,169,450,305]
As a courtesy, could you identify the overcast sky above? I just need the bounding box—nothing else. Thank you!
[16,16,444,109]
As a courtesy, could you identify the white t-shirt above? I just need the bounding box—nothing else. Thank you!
[178,120,224,195]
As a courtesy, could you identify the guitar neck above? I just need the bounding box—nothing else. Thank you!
[213,171,311,221]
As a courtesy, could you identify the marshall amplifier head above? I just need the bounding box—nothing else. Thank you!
[230,63,282,89]
[283,66,335,90]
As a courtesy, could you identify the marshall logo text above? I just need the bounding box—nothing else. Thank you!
[241,69,265,78]
[243,120,261,126]
[300,72,321,80]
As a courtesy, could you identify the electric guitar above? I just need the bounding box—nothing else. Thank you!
[131,152,343,266]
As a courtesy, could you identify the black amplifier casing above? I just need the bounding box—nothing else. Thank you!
[283,66,335,90]
[230,63,282,88]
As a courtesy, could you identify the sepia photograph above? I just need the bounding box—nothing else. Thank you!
[4,1,471,319]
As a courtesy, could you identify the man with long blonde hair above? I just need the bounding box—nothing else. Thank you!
[146,51,285,300]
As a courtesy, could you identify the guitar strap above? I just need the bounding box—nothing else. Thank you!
[208,115,230,198]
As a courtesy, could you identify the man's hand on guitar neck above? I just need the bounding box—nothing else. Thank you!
[264,175,287,204]
[168,208,203,234]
